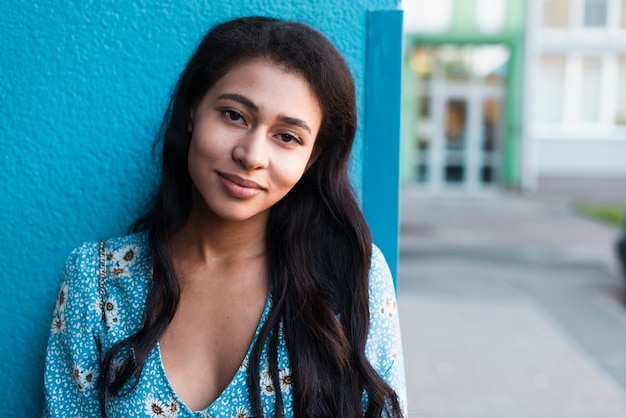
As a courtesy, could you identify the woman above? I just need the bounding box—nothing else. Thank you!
[44,16,406,417]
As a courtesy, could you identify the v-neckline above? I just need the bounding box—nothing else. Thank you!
[154,293,272,414]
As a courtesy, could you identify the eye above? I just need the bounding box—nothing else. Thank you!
[223,109,246,123]
[276,133,302,145]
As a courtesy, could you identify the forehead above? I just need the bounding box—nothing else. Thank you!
[212,58,317,99]
[207,58,322,121]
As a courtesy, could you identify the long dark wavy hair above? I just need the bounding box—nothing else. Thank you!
[100,16,403,417]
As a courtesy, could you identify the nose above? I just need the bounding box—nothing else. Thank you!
[232,128,269,170]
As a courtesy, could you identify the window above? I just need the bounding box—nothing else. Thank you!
[481,99,502,185]
[440,46,472,82]
[535,55,566,123]
[416,95,432,183]
[403,0,452,33]
[542,0,571,28]
[477,0,505,33]
[444,99,467,183]
[617,57,626,125]
[583,0,608,27]
[410,47,435,81]
[472,45,510,84]
[482,99,501,152]
[580,57,603,122]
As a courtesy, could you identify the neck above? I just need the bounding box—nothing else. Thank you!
[171,206,268,270]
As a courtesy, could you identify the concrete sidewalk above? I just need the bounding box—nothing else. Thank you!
[397,189,626,417]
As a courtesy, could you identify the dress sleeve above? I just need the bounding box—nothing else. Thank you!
[43,242,104,417]
[366,245,408,415]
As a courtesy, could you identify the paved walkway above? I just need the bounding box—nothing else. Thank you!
[397,188,626,417]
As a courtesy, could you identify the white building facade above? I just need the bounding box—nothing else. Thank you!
[524,0,626,190]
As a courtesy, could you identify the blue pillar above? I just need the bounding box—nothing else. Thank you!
[363,10,403,287]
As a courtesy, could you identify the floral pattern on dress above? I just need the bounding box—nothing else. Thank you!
[50,311,67,334]
[103,295,120,330]
[54,281,69,313]
[279,367,293,393]
[72,363,98,392]
[44,232,406,417]
[379,293,398,319]
[50,281,69,334]
[234,405,250,418]
[260,370,275,396]
[106,243,140,279]
[145,394,179,418]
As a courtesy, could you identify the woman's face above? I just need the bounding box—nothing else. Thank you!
[187,58,322,224]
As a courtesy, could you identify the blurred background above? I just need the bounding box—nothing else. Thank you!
[398,0,626,416]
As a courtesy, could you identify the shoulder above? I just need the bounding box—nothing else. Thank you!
[63,231,149,275]
[103,231,149,258]
[370,244,389,272]
[100,231,152,307]
[368,244,397,313]
[102,232,150,277]
[64,232,149,267]
[100,232,152,334]
[60,232,150,302]
[368,244,395,294]
[60,240,100,297]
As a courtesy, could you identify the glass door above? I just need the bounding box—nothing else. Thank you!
[411,44,509,192]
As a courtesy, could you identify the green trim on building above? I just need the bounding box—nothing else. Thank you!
[400,55,417,182]
[401,0,526,189]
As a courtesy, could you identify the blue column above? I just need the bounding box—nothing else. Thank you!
[363,10,403,288]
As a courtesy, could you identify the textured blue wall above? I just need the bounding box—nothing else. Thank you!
[0,0,399,412]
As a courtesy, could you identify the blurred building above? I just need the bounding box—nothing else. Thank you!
[525,0,626,192]
[401,0,626,194]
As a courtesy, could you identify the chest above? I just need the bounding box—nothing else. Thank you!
[158,277,269,411]
[103,326,294,417]
[101,294,295,416]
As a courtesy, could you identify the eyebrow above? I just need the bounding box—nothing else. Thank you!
[277,116,312,134]
[217,93,312,134]
[218,93,258,112]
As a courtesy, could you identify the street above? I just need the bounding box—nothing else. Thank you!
[398,191,626,417]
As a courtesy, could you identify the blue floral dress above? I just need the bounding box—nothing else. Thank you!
[44,232,406,417]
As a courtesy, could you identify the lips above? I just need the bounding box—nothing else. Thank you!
[217,171,265,199]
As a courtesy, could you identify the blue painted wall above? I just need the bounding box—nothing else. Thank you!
[0,0,400,412]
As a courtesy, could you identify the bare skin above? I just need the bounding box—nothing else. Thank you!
[159,205,270,411]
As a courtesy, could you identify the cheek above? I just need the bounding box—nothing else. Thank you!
[274,153,314,189]
[187,136,218,183]
[188,133,224,163]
